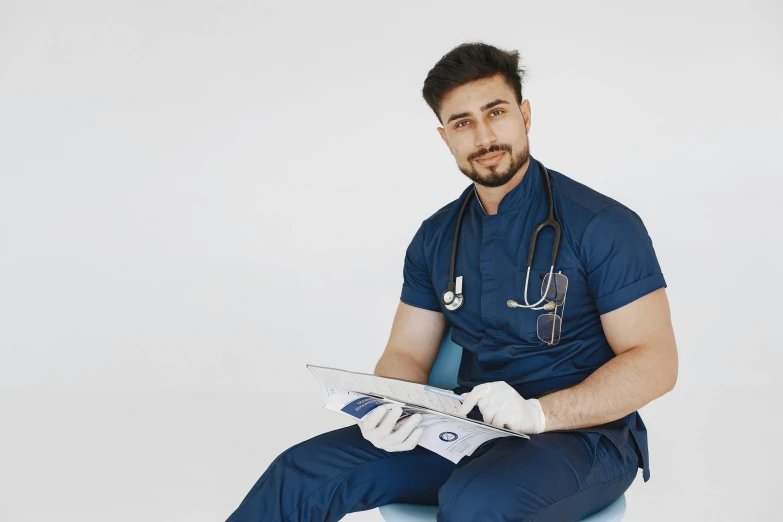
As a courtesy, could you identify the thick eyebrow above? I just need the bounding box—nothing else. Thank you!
[445,98,510,124]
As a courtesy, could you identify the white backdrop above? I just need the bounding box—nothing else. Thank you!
[1,1,781,520]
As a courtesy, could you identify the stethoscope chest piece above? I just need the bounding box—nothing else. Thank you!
[442,275,464,311]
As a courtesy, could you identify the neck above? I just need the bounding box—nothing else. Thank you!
[474,157,530,215]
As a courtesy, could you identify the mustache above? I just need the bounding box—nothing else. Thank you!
[468,144,512,161]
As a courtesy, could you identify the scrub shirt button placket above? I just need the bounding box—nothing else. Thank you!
[479,214,499,327]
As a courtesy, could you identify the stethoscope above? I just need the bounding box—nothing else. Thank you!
[441,158,562,312]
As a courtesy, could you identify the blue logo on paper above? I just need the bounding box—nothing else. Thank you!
[439,432,458,442]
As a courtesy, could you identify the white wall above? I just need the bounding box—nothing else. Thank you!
[1,0,780,520]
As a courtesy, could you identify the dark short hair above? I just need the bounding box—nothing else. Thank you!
[422,42,526,124]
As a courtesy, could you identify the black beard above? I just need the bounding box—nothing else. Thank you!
[459,142,530,188]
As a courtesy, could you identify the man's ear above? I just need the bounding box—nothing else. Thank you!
[437,127,452,153]
[519,99,531,134]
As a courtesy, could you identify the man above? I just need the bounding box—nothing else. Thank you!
[226,42,678,522]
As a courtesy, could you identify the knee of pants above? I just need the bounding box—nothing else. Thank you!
[243,429,348,500]
[435,436,583,522]
[437,477,540,522]
[436,434,637,522]
[271,429,349,483]
[228,428,363,522]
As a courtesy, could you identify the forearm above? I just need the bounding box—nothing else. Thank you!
[374,351,429,385]
[538,343,677,432]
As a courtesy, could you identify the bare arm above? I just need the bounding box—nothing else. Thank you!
[374,302,448,385]
[538,288,678,431]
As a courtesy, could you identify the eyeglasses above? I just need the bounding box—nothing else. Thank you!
[537,272,568,345]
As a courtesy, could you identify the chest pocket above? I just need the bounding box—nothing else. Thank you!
[514,266,580,343]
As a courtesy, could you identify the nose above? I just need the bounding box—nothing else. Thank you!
[474,119,496,149]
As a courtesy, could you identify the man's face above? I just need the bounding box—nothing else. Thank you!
[437,74,531,188]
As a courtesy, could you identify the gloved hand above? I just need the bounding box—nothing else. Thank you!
[458,381,546,434]
[359,404,424,452]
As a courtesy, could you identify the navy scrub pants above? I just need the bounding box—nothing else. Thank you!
[225,422,640,522]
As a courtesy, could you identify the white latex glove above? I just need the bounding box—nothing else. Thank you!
[359,404,424,452]
[458,381,546,434]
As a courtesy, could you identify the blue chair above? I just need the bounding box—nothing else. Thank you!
[378,328,627,522]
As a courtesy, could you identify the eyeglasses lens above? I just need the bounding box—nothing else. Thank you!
[541,273,568,306]
[537,313,562,345]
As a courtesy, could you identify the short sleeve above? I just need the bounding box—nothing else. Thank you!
[400,221,441,312]
[581,205,667,315]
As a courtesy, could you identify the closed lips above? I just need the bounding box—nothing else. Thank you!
[476,152,505,164]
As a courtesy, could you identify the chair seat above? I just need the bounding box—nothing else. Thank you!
[378,493,626,522]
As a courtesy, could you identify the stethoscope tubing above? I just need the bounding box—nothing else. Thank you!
[442,159,562,312]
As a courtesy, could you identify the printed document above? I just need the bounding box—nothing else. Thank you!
[307,364,529,463]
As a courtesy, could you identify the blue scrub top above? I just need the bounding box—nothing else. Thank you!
[400,155,666,482]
